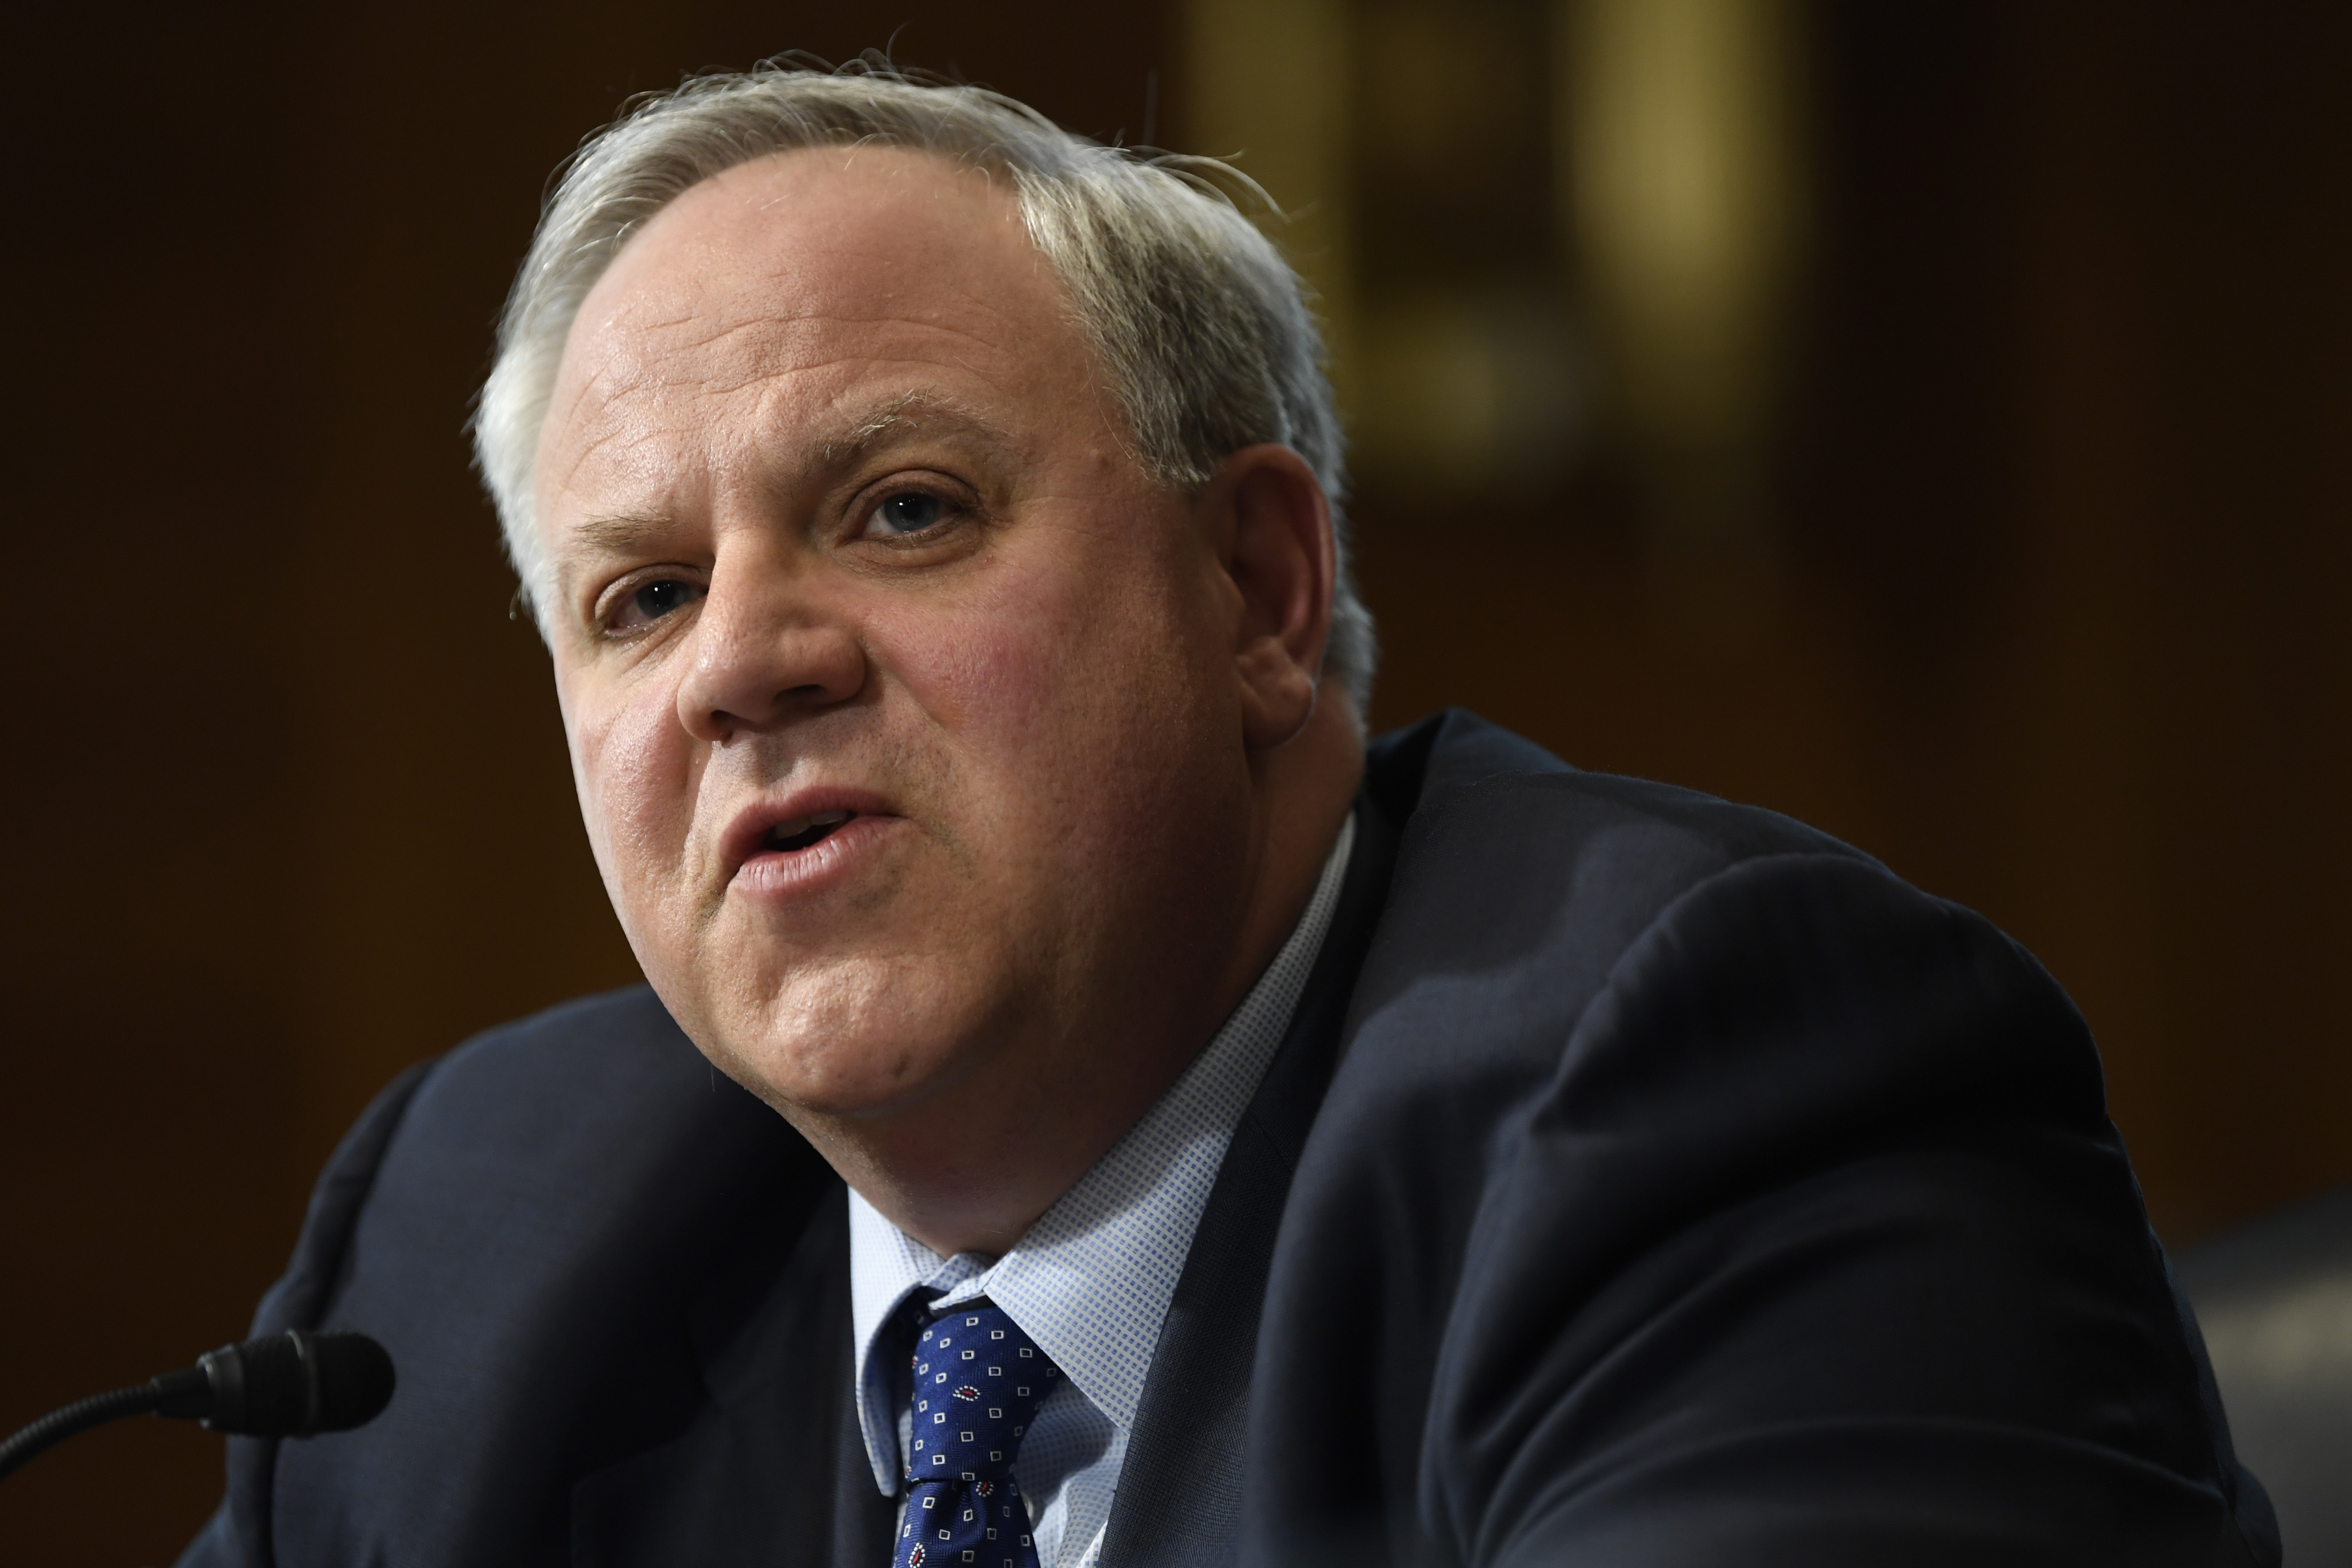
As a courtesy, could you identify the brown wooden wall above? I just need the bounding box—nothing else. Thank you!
[1,4,2344,1563]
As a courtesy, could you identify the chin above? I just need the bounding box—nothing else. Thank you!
[692,960,1012,1123]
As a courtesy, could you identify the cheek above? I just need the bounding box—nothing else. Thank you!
[560,666,697,915]
[868,520,1236,842]
[889,548,1194,745]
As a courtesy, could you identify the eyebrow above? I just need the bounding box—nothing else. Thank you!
[555,390,1029,581]
[566,512,670,556]
[808,389,1023,474]
[550,390,1030,606]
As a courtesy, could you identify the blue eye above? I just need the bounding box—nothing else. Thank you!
[872,492,945,534]
[630,579,700,621]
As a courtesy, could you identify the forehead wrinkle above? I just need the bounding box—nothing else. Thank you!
[561,416,680,483]
[586,305,1035,418]
[646,303,1033,381]
[544,389,697,497]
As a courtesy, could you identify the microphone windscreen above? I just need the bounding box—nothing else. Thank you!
[205,1330,395,1437]
[309,1333,396,1433]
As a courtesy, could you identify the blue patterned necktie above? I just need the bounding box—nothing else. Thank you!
[894,1301,1062,1568]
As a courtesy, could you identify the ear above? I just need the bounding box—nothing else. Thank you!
[1199,444,1336,753]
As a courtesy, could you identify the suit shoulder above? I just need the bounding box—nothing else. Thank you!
[1437,765,1869,873]
[394,984,773,1153]
[1366,712,1884,1015]
[1345,712,2091,1145]
[435,982,695,1091]
[244,989,704,1340]
[1272,747,2218,1561]
[254,993,841,1565]
[1375,705,1872,892]
[273,987,814,1332]
[365,984,818,1228]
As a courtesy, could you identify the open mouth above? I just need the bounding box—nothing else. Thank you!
[763,809,857,854]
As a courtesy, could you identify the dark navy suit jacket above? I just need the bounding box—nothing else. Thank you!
[177,711,2279,1567]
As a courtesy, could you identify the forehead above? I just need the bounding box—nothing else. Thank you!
[537,146,1094,511]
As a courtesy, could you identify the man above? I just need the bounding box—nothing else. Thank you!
[179,64,2274,1568]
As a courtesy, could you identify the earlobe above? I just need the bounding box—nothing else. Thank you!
[1239,656,1318,750]
[1211,444,1336,754]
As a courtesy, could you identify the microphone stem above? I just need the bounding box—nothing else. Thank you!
[0,1385,162,1483]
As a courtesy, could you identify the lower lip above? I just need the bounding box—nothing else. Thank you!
[730,815,902,903]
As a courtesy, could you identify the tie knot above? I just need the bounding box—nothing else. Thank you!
[906,1301,1060,1484]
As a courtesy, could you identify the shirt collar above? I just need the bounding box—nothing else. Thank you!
[847,813,1358,1494]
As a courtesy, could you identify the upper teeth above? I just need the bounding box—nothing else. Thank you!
[771,809,853,840]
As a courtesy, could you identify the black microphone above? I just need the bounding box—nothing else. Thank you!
[0,1330,395,1483]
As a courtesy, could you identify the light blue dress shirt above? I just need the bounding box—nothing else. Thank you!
[848,814,1356,1567]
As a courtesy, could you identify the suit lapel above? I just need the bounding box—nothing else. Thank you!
[1100,796,1400,1567]
[570,1185,896,1568]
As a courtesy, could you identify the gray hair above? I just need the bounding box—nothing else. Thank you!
[473,59,1376,711]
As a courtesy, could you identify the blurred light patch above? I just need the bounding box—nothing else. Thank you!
[1558,0,1804,532]
[2192,1271,2352,1555]
[1352,287,1583,485]
[2199,1275,2352,1384]
[1188,0,1583,493]
[1187,0,1801,520]
[1185,0,1358,399]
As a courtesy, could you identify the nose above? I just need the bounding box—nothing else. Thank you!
[674,550,868,744]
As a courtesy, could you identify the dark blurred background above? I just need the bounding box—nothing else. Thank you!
[2,2,2345,1562]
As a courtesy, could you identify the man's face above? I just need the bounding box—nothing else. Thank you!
[535,149,1263,1135]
